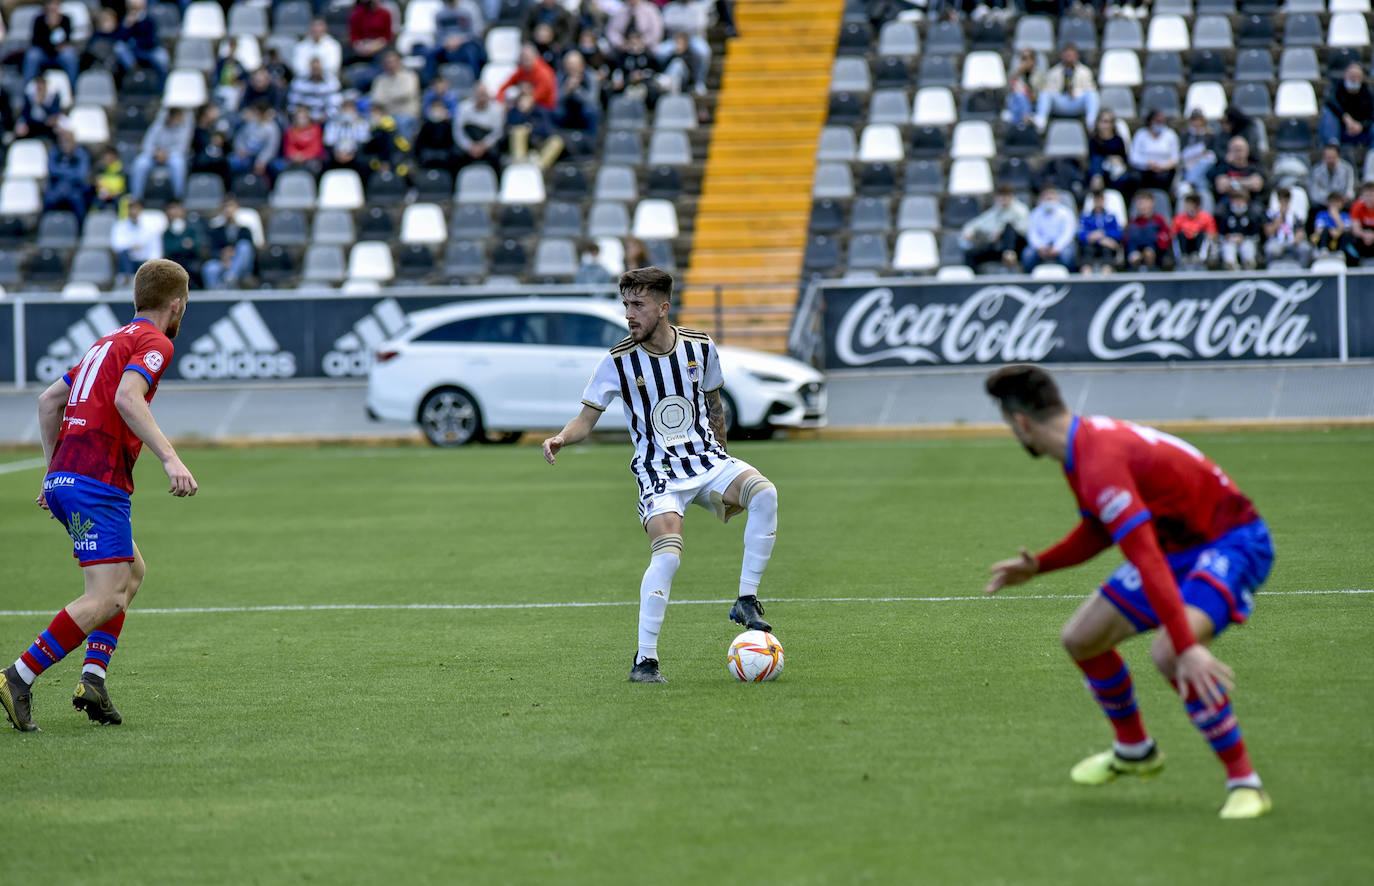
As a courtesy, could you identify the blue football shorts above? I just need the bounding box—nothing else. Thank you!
[43,472,135,567]
[1099,520,1274,638]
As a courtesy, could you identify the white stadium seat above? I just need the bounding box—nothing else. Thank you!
[1275,80,1320,117]
[912,87,957,126]
[0,177,42,213]
[950,121,996,159]
[961,52,1007,90]
[947,158,993,195]
[1031,263,1071,279]
[632,199,679,239]
[400,204,448,245]
[857,124,904,163]
[1185,82,1228,121]
[6,140,49,179]
[348,242,395,282]
[163,69,208,108]
[1329,12,1371,47]
[935,265,976,281]
[1099,49,1143,88]
[485,26,522,65]
[1146,14,1190,52]
[499,163,546,204]
[318,169,365,210]
[182,1,227,40]
[893,230,939,272]
[68,106,110,146]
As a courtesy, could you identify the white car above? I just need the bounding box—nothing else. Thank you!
[365,298,826,446]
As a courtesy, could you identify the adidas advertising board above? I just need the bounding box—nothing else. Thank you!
[0,302,15,382]
[180,301,297,379]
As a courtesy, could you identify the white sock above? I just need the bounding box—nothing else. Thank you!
[13,659,35,685]
[1113,738,1155,759]
[637,536,681,663]
[82,663,107,679]
[739,479,777,597]
[1227,773,1263,791]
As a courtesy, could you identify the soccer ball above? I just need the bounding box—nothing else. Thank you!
[727,630,784,682]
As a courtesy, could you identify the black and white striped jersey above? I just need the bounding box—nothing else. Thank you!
[580,327,727,487]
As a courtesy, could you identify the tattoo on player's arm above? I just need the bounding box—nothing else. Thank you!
[706,389,727,449]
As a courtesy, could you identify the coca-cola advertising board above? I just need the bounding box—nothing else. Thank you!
[821,274,1347,369]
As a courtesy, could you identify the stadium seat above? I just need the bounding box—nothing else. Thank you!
[603,130,642,167]
[0,179,42,215]
[68,106,110,146]
[444,241,486,281]
[827,91,863,126]
[257,245,298,283]
[607,94,648,130]
[1099,50,1143,88]
[182,2,226,40]
[1282,0,1323,7]
[812,163,854,199]
[970,17,1008,51]
[149,1,181,37]
[489,239,527,275]
[654,95,697,130]
[817,126,857,162]
[1329,13,1372,47]
[1100,88,1138,121]
[360,206,397,241]
[903,160,943,195]
[1279,48,1321,82]
[877,20,919,57]
[1233,83,1273,117]
[1275,80,1320,117]
[37,212,79,250]
[1186,82,1229,120]
[403,0,442,35]
[270,170,317,210]
[548,165,587,201]
[942,195,982,228]
[395,245,435,281]
[1103,18,1145,51]
[266,209,309,247]
[61,282,99,299]
[925,20,964,55]
[936,265,975,281]
[312,210,357,246]
[348,242,395,282]
[1155,0,1194,12]
[1284,14,1323,46]
[497,203,535,238]
[897,195,940,231]
[163,69,208,109]
[996,156,1035,191]
[1013,16,1055,52]
[917,53,957,89]
[6,140,49,179]
[588,201,630,237]
[1002,122,1041,157]
[858,124,904,162]
[365,169,406,206]
[74,69,117,106]
[857,162,896,195]
[1193,16,1235,51]
[1031,263,1071,279]
[232,206,262,247]
[26,248,66,285]
[809,198,843,234]
[318,169,364,210]
[632,200,679,239]
[648,131,691,166]
[0,252,18,287]
[340,278,382,295]
[499,164,545,204]
[1235,49,1276,82]
[415,168,454,203]
[1148,16,1190,52]
[893,230,939,272]
[1058,15,1098,51]
[1237,15,1276,48]
[643,239,675,271]
[847,233,888,270]
[836,21,873,56]
[485,26,522,66]
[1140,85,1181,118]
[542,201,582,238]
[850,197,891,233]
[532,238,577,280]
[947,159,993,196]
[594,165,638,203]
[869,88,911,125]
[1332,0,1372,10]
[401,204,447,245]
[803,235,840,273]
[81,211,117,249]
[912,87,956,126]
[873,55,910,89]
[69,249,113,287]
[831,56,871,93]
[950,121,995,159]
[457,165,500,204]
[481,63,516,97]
[228,4,268,39]
[273,1,313,37]
[1274,118,1314,152]
[961,52,1007,90]
[1044,121,1088,159]
[1143,52,1183,85]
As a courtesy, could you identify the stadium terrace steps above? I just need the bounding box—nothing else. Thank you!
[684,0,845,353]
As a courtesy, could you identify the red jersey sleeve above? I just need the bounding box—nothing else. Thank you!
[1036,519,1112,573]
[125,330,173,391]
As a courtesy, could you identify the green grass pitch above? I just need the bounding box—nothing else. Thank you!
[1,430,1371,885]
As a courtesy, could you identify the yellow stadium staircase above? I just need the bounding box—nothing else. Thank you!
[679,0,844,353]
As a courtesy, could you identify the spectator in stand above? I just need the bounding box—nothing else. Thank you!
[525,0,576,46]
[110,200,164,283]
[1123,190,1172,271]
[290,57,342,122]
[349,0,394,65]
[531,22,562,69]
[203,195,255,289]
[959,183,1029,269]
[558,51,601,137]
[454,84,505,174]
[416,97,458,174]
[83,7,120,73]
[212,40,248,112]
[161,200,206,284]
[94,147,128,213]
[1263,187,1312,267]
[1211,136,1266,202]
[436,0,485,43]
[423,74,462,118]
[1129,109,1180,195]
[1320,62,1374,150]
[425,22,486,83]
[229,102,283,181]
[1022,186,1078,271]
[612,33,665,108]
[324,94,373,158]
[577,28,612,79]
[114,0,168,86]
[1219,107,1263,160]
[1217,190,1263,270]
[1033,43,1097,134]
[1309,143,1357,209]
[1178,108,1220,198]
[293,18,342,80]
[655,0,711,96]
[506,83,565,169]
[1004,48,1043,127]
[241,67,286,114]
[1077,187,1122,275]
[1087,109,1129,194]
[16,77,63,141]
[624,236,649,271]
[363,104,412,179]
[44,129,92,223]
[1172,192,1219,269]
[575,242,615,286]
[1312,192,1357,266]
[370,50,422,137]
[263,46,292,92]
[500,44,559,110]
[24,0,79,88]
[1346,180,1374,260]
[192,127,231,187]
[608,0,664,52]
[662,33,701,96]
[130,107,192,201]
[282,106,328,172]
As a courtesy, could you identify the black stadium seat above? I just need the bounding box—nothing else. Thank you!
[836,22,872,56]
[828,91,863,126]
[809,199,844,235]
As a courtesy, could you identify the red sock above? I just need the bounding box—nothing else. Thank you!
[19,608,88,677]
[84,611,125,673]
[1076,650,1149,745]
[1171,680,1255,780]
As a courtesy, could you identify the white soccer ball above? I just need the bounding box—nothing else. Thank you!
[727,630,784,682]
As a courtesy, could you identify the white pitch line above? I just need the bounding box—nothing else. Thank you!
[0,457,45,475]
[0,589,1368,618]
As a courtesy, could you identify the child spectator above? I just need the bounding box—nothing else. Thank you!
[1078,188,1123,274]
[1172,193,1219,269]
[1123,191,1172,271]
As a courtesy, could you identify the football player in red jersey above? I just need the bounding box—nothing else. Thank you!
[983,365,1274,819]
[1,259,197,733]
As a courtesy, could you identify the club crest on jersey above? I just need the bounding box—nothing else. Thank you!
[1096,487,1133,523]
[143,351,164,372]
[686,361,701,383]
[66,511,94,542]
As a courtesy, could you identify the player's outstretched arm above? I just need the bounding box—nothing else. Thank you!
[985,548,1038,595]
[34,378,70,513]
[543,404,603,466]
[113,370,197,497]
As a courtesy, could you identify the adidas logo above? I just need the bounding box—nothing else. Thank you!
[180,301,296,380]
[35,304,123,383]
[322,298,406,377]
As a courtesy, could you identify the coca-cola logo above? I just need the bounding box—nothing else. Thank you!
[832,286,1066,366]
[1087,279,1321,360]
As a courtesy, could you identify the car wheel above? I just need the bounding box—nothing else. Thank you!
[418,387,482,447]
[481,431,523,445]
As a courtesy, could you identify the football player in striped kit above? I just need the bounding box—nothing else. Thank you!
[543,268,778,683]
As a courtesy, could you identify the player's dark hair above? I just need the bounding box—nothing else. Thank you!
[134,259,190,312]
[619,266,674,304]
[985,364,1067,422]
